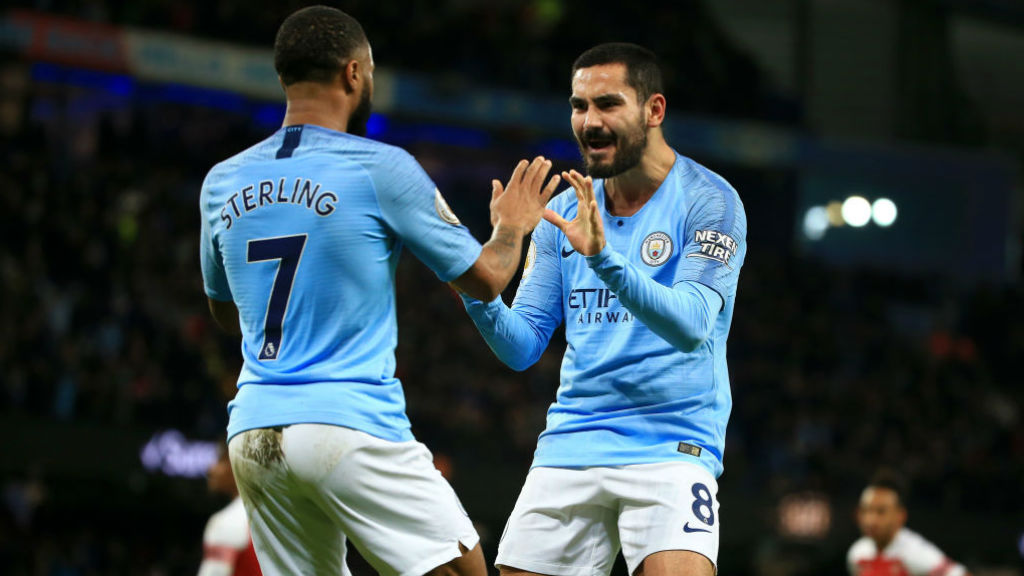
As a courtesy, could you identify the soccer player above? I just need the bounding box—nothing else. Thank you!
[460,43,747,576]
[199,6,560,576]
[848,471,972,576]
[198,445,262,576]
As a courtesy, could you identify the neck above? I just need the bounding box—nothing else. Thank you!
[281,82,351,133]
[873,532,897,552]
[603,134,675,217]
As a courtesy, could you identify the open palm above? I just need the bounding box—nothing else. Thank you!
[543,170,606,256]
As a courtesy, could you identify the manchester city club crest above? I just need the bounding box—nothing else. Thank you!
[434,188,461,225]
[641,232,673,266]
[522,240,537,278]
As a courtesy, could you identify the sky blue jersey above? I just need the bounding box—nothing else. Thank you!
[200,125,482,442]
[463,152,746,477]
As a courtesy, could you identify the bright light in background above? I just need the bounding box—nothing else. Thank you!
[140,430,219,478]
[841,196,872,227]
[871,198,898,227]
[803,206,829,241]
[826,201,844,227]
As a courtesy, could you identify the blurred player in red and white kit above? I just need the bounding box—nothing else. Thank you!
[848,470,971,576]
[198,446,262,576]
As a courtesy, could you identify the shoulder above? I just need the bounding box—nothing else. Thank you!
[202,134,279,192]
[319,132,419,171]
[848,536,876,562]
[671,154,747,237]
[894,527,934,551]
[202,498,250,549]
[674,154,744,210]
[893,528,947,560]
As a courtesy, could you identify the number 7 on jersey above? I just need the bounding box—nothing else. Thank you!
[247,234,307,360]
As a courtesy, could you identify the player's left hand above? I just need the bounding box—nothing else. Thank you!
[544,170,605,256]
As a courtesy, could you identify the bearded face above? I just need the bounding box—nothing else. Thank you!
[348,83,372,137]
[575,107,648,178]
[570,63,651,179]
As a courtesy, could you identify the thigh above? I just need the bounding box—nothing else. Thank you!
[285,424,480,576]
[229,428,348,576]
[612,462,720,575]
[634,550,714,576]
[496,467,620,576]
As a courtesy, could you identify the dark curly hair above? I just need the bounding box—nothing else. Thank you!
[274,6,368,86]
[572,42,664,103]
[867,468,909,506]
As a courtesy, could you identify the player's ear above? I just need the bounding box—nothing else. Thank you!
[341,59,361,93]
[646,93,666,127]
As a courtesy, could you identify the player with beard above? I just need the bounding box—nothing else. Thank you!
[460,43,747,576]
[200,6,560,575]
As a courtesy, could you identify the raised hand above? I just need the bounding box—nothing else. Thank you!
[543,170,605,256]
[489,157,562,235]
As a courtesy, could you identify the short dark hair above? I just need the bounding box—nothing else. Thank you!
[866,468,909,506]
[572,42,664,102]
[274,6,368,86]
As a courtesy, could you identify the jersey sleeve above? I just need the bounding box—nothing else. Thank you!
[846,542,862,575]
[586,245,720,351]
[199,172,233,301]
[461,219,564,371]
[903,533,962,576]
[370,148,482,282]
[674,182,746,302]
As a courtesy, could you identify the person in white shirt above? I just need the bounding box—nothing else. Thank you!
[848,470,971,576]
[198,446,262,576]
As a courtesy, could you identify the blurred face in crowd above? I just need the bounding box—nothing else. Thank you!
[856,486,906,549]
[570,63,649,178]
[347,44,375,137]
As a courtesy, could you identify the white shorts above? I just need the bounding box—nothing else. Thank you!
[496,461,720,576]
[228,424,479,576]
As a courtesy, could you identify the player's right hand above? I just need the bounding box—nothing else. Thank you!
[543,170,605,256]
[489,157,561,236]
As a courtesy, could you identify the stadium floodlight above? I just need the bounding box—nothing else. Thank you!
[871,198,897,227]
[826,201,845,227]
[841,196,871,227]
[803,206,829,241]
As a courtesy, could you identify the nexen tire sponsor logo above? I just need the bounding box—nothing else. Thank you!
[569,288,634,325]
[687,229,738,267]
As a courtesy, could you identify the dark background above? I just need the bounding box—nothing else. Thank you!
[1,1,1022,574]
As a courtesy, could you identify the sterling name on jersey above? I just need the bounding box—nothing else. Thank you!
[200,125,482,441]
[467,152,746,477]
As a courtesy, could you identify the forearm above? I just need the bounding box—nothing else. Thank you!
[461,295,548,371]
[586,245,719,352]
[451,224,524,302]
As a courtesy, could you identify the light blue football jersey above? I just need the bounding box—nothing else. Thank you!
[469,152,746,477]
[200,124,482,442]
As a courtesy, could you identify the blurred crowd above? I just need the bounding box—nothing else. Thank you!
[6,0,794,124]
[0,29,1021,575]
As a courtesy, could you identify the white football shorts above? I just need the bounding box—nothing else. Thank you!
[496,461,720,576]
[228,424,479,576]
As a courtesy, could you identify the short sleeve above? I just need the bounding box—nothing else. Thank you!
[674,181,747,301]
[902,533,951,575]
[199,174,233,301]
[371,149,482,282]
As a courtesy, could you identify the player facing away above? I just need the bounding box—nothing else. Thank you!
[199,6,560,576]
[460,43,747,576]
[198,445,262,576]
[848,471,972,576]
